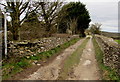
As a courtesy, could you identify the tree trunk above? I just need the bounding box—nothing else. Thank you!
[69,18,77,35]
[46,23,51,32]
[11,17,20,40]
[11,6,20,41]
[70,22,76,35]
[12,25,19,40]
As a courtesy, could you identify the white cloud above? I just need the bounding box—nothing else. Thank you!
[1,0,119,33]
[79,0,119,2]
[65,1,119,33]
[65,0,119,2]
[84,2,118,32]
[101,25,119,33]
[102,20,118,27]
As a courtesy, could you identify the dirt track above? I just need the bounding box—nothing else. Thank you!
[23,38,85,80]
[67,37,101,80]
[22,36,101,80]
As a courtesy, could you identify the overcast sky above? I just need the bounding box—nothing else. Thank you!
[77,0,119,33]
[1,0,119,33]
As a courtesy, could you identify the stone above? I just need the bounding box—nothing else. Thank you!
[26,56,30,59]
[41,47,44,49]
[34,60,38,64]
[27,50,31,52]
[20,47,24,50]
[32,62,35,65]
[49,40,52,42]
[43,61,46,63]
[33,54,36,56]
[83,60,91,66]
[25,47,28,49]
[37,64,41,66]
[30,51,34,54]
[20,51,24,54]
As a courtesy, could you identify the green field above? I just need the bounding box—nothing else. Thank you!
[101,31,120,39]
[115,40,120,44]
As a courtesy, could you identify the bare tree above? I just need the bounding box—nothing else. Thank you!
[34,1,63,32]
[90,23,102,35]
[0,0,39,40]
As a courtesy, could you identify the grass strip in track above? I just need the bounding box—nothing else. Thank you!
[58,37,89,80]
[2,38,80,80]
[92,37,120,80]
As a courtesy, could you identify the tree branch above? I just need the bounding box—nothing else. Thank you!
[20,2,29,12]
[18,0,23,7]
[19,2,40,24]
[20,2,29,15]
[0,3,7,7]
[48,2,58,17]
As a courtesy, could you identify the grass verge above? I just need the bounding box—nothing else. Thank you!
[92,37,120,80]
[2,38,80,80]
[58,37,89,80]
[115,40,120,44]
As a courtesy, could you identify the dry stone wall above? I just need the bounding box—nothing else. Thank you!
[95,35,120,75]
[7,35,79,58]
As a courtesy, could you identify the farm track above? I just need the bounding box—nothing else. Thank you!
[23,38,86,80]
[67,37,101,80]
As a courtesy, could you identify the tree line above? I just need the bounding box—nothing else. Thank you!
[0,0,91,41]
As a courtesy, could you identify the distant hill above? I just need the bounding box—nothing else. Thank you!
[101,31,120,40]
